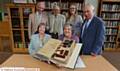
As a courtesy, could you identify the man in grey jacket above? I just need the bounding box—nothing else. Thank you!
[48,5,66,39]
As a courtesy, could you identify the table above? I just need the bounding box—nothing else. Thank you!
[0,54,118,71]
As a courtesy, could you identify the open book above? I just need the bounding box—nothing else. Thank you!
[34,38,82,69]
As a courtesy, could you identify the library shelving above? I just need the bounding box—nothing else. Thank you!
[116,25,120,49]
[44,0,84,15]
[99,0,120,51]
[7,0,84,53]
[6,3,35,53]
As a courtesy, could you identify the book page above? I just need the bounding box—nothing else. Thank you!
[75,56,86,68]
[36,39,61,59]
[65,43,82,69]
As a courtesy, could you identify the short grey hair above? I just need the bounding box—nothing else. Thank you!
[84,3,95,11]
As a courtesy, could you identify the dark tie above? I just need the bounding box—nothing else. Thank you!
[81,20,88,38]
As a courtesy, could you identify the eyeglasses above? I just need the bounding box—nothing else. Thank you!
[70,8,76,9]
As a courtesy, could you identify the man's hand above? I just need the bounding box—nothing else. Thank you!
[91,52,97,57]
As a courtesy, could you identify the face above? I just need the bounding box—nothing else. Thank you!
[64,25,72,37]
[69,5,76,15]
[83,6,94,20]
[36,2,45,12]
[53,6,60,15]
[38,25,45,34]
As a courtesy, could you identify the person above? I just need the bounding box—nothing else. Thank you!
[28,23,51,56]
[66,4,83,37]
[28,1,48,39]
[59,24,79,43]
[48,5,66,39]
[80,3,105,56]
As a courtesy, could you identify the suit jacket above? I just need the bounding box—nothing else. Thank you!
[48,14,66,35]
[80,16,105,55]
[28,11,48,39]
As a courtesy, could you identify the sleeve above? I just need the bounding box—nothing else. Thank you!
[60,15,66,35]
[92,20,105,55]
[75,36,79,43]
[46,14,50,31]
[78,15,83,24]
[28,35,36,56]
[75,15,83,37]
[58,35,64,41]
[63,15,66,25]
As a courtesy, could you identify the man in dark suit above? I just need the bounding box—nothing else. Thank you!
[80,3,105,56]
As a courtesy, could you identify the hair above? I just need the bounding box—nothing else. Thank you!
[52,4,60,9]
[35,23,46,34]
[68,4,77,14]
[66,4,78,22]
[35,0,45,6]
[84,3,95,12]
[35,1,45,11]
[64,24,74,32]
[63,24,74,35]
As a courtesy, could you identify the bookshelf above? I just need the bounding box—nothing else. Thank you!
[99,0,120,51]
[43,0,84,15]
[116,26,120,49]
[6,3,35,53]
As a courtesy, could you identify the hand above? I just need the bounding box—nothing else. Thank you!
[91,52,97,57]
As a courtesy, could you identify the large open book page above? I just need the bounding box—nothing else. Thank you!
[34,38,84,69]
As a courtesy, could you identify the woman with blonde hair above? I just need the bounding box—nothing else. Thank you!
[66,4,83,37]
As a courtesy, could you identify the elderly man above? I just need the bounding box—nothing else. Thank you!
[80,3,105,56]
[28,1,48,39]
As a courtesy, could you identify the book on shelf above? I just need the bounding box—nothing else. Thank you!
[102,4,120,11]
[104,43,116,48]
[105,21,118,27]
[33,38,83,69]
[102,13,120,19]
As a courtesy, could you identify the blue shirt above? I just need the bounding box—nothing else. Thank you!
[81,17,93,38]
[28,34,51,56]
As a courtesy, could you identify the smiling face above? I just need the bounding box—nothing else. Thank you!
[69,5,76,15]
[64,25,72,38]
[36,1,45,12]
[52,5,60,15]
[83,4,94,20]
[38,24,45,35]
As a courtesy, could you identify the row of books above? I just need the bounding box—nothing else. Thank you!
[12,18,21,28]
[10,8,20,17]
[23,18,29,28]
[14,42,24,48]
[104,21,119,27]
[14,42,29,48]
[11,18,29,28]
[24,31,30,42]
[105,36,117,42]
[102,13,120,19]
[106,29,118,35]
[45,2,83,10]
[104,43,116,48]
[10,8,32,17]
[102,4,120,11]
